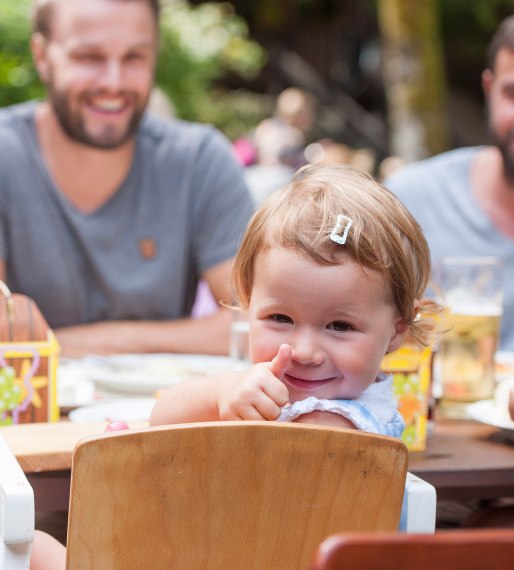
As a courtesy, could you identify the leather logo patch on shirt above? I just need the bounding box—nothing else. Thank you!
[139,237,157,260]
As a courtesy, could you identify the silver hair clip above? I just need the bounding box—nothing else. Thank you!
[330,214,353,245]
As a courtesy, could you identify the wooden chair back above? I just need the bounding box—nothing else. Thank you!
[65,421,407,570]
[311,529,514,570]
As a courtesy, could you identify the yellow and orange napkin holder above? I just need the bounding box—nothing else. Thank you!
[0,283,59,425]
[382,344,433,451]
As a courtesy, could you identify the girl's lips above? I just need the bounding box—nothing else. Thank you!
[284,373,334,390]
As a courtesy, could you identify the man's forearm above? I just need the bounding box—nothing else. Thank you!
[55,309,233,358]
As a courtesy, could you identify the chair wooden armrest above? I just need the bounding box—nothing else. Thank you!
[0,433,34,569]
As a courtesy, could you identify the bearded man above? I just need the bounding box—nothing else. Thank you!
[386,15,514,351]
[0,0,253,356]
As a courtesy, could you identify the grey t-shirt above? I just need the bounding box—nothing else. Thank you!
[0,102,254,328]
[385,146,514,350]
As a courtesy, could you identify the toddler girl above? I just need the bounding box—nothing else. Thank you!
[151,163,438,433]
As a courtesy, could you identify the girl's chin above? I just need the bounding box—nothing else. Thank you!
[288,387,330,403]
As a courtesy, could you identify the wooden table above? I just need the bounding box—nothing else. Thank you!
[4,418,514,510]
[1,421,146,511]
[409,419,514,501]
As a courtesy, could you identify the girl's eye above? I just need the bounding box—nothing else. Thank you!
[329,321,352,332]
[272,314,293,324]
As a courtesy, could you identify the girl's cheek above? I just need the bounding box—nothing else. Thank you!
[250,335,281,364]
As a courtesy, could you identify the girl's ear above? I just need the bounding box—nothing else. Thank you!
[31,33,50,83]
[386,317,409,354]
[387,300,421,353]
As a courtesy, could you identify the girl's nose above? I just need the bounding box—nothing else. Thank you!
[291,330,325,365]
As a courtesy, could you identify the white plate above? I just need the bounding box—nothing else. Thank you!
[496,351,514,381]
[82,353,246,395]
[68,398,156,423]
[57,358,96,409]
[466,399,514,431]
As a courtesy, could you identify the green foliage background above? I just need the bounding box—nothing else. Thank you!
[0,0,268,140]
[0,1,44,104]
[438,0,514,97]
[3,0,514,141]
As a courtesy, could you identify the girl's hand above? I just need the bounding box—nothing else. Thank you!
[218,344,292,421]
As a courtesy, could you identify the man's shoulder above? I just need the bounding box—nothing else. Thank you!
[0,102,37,166]
[389,146,478,180]
[385,146,479,199]
[139,113,219,147]
[0,101,35,129]
[137,115,239,181]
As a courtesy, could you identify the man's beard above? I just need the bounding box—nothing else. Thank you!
[47,83,146,150]
[495,130,514,184]
[488,105,514,184]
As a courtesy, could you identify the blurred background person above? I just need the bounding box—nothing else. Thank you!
[237,87,318,205]
[385,15,514,352]
[377,155,406,183]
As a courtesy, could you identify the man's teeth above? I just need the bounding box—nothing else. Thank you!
[91,99,125,111]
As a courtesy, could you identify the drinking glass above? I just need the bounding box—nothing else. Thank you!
[435,257,503,419]
[229,311,250,362]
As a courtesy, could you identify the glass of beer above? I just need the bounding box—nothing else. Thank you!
[229,310,250,362]
[436,257,503,419]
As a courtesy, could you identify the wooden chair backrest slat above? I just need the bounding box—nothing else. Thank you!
[311,529,514,570]
[66,422,408,570]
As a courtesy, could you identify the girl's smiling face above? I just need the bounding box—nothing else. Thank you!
[248,247,409,403]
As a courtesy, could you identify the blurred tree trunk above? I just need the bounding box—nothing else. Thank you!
[377,0,450,161]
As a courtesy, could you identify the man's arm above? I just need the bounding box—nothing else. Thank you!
[54,258,235,357]
[54,309,233,357]
[0,250,236,357]
[0,256,233,356]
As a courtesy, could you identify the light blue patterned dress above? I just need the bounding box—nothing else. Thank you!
[278,372,405,438]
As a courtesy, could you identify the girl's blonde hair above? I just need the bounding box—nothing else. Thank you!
[233,163,439,346]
